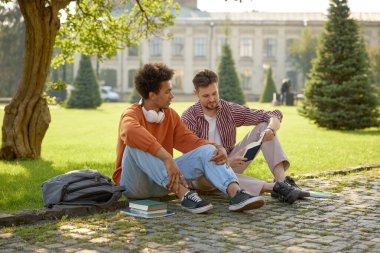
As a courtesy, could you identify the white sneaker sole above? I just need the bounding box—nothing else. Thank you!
[229,196,265,212]
[182,203,214,214]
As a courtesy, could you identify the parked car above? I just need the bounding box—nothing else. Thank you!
[100,86,120,102]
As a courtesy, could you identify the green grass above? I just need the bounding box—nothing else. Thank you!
[0,102,379,212]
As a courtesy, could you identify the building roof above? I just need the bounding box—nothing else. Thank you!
[177,9,380,24]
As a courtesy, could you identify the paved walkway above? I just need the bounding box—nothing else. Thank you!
[1,168,379,253]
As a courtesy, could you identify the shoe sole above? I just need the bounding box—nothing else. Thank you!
[182,204,213,214]
[285,190,301,204]
[229,196,265,212]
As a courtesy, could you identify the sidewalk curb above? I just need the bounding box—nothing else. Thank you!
[298,163,380,179]
[0,201,127,228]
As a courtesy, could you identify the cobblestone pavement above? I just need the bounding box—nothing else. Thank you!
[1,169,379,253]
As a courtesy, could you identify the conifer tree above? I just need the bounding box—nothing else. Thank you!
[259,66,277,103]
[217,44,245,104]
[300,0,379,129]
[67,55,102,108]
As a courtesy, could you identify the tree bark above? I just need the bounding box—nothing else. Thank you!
[0,0,69,160]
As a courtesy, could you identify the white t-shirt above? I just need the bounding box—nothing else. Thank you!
[204,114,222,145]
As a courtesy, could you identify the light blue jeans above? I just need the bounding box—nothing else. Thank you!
[120,144,238,199]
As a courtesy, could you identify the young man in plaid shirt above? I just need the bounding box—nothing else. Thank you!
[182,69,309,204]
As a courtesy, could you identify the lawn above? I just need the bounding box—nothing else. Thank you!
[0,102,379,212]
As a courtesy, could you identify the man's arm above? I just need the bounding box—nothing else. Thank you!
[262,117,281,142]
[155,147,188,194]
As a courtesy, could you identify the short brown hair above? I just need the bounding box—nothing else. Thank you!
[134,63,174,99]
[192,69,218,90]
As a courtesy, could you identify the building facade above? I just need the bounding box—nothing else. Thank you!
[77,1,380,101]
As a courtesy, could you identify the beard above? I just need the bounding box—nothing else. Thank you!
[202,100,219,111]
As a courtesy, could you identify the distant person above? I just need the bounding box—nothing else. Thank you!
[280,79,291,105]
[113,63,265,214]
[182,69,309,204]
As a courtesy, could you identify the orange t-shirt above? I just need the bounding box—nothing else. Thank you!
[113,104,211,185]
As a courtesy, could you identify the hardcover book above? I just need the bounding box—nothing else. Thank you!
[128,199,167,211]
[243,135,264,161]
[120,208,175,219]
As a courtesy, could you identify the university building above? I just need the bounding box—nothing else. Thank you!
[75,0,380,101]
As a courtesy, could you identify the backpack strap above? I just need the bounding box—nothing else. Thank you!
[54,185,126,208]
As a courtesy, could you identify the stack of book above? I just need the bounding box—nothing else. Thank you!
[121,199,175,218]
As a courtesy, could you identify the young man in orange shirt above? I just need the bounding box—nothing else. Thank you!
[113,63,264,214]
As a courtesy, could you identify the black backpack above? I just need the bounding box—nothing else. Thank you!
[41,169,125,208]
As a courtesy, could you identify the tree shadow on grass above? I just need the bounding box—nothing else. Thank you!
[0,159,116,213]
[338,128,380,136]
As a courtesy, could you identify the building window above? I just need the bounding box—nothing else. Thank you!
[128,46,139,57]
[99,69,117,88]
[240,38,252,57]
[194,38,206,57]
[128,69,137,89]
[172,37,184,57]
[264,38,276,58]
[150,37,162,57]
[286,38,294,61]
[240,69,252,90]
[217,37,228,56]
[172,69,183,91]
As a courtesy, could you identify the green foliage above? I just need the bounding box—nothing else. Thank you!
[259,66,277,103]
[217,44,245,105]
[52,0,179,67]
[300,0,380,130]
[66,55,102,108]
[289,27,318,84]
[368,44,380,95]
[0,3,24,97]
[1,103,380,211]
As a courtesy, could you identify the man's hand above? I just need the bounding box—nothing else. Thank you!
[164,158,188,194]
[209,145,228,165]
[262,128,275,142]
[156,147,188,194]
[228,154,248,171]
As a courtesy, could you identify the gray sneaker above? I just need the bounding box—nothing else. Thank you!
[181,191,213,214]
[271,176,310,199]
[273,181,304,204]
[229,189,265,212]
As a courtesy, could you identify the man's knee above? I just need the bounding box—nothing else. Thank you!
[196,144,216,154]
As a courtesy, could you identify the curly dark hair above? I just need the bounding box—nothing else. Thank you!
[134,63,174,99]
[192,69,218,90]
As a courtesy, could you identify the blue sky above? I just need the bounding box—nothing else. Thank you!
[197,0,380,13]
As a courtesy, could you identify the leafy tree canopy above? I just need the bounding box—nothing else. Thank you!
[50,0,179,67]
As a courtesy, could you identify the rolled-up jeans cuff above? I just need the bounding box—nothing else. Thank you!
[161,176,169,188]
[223,179,239,194]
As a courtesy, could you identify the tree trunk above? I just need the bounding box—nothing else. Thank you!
[0,0,67,160]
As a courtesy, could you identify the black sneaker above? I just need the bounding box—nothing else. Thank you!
[271,176,310,199]
[273,181,302,204]
[229,189,265,212]
[181,191,213,214]
[284,176,310,198]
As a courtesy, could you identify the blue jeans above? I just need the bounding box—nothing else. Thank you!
[120,144,238,199]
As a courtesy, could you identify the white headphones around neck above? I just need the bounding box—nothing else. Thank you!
[139,99,165,124]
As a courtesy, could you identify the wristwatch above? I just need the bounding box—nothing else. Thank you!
[265,127,276,136]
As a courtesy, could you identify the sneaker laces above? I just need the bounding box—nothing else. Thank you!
[285,176,300,189]
[186,192,202,203]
